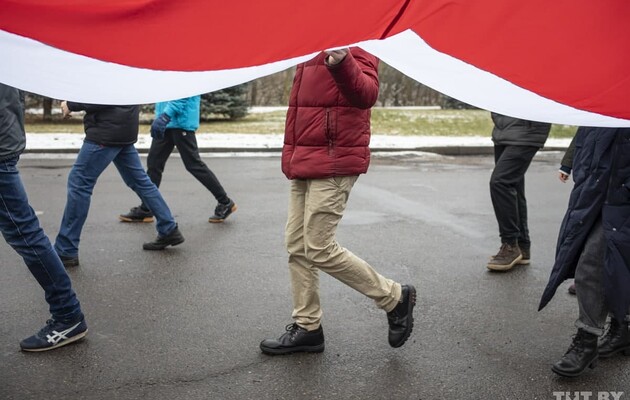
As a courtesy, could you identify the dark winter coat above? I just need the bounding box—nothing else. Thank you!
[67,102,140,146]
[282,48,379,179]
[0,83,26,161]
[560,135,577,174]
[539,127,630,322]
[491,113,551,148]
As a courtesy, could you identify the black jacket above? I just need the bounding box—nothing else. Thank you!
[540,127,630,322]
[491,113,551,148]
[67,102,140,146]
[0,83,26,161]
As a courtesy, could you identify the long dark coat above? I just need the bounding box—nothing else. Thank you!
[539,127,630,322]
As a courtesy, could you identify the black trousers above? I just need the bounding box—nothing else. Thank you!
[490,144,539,246]
[142,129,228,209]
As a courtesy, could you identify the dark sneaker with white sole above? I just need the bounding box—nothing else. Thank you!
[260,323,325,355]
[142,225,185,250]
[119,206,154,223]
[208,199,237,223]
[387,284,417,348]
[20,316,88,352]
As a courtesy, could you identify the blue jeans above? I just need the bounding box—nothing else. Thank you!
[55,141,177,257]
[0,156,82,322]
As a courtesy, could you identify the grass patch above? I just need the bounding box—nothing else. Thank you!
[25,108,578,138]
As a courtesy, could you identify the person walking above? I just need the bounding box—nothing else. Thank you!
[487,113,551,271]
[54,101,184,267]
[259,48,416,355]
[0,83,87,351]
[119,96,236,223]
[539,127,630,377]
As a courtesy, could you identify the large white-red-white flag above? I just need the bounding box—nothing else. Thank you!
[1,0,629,126]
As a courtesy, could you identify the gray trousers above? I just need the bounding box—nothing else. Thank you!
[574,218,630,336]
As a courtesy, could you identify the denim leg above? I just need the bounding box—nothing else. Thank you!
[574,218,608,336]
[55,141,119,257]
[113,145,177,236]
[0,157,82,321]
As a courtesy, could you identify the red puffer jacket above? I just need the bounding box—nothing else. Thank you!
[281,48,379,179]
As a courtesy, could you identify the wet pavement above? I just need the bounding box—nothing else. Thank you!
[1,152,628,399]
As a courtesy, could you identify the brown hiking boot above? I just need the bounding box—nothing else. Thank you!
[487,243,522,271]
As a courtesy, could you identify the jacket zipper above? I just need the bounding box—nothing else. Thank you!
[326,108,333,156]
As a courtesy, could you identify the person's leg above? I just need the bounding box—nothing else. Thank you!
[259,179,325,355]
[515,148,538,262]
[54,141,119,259]
[0,157,87,351]
[574,218,608,336]
[146,131,175,189]
[0,157,82,321]
[285,179,322,330]
[303,177,402,312]
[490,145,538,244]
[487,145,538,270]
[172,130,229,204]
[113,145,178,237]
[140,131,175,211]
[552,218,606,376]
[302,177,415,348]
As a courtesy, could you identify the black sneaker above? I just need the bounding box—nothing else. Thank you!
[142,225,185,250]
[387,284,416,348]
[208,199,237,223]
[20,316,88,352]
[260,323,325,355]
[119,206,154,223]
[59,254,79,268]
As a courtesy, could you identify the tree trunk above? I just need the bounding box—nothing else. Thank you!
[43,97,53,121]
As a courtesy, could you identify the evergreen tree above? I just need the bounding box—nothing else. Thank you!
[201,84,250,120]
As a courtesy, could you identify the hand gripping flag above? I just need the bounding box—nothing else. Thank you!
[1,0,629,126]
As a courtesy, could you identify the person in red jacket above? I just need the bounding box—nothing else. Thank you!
[259,48,416,355]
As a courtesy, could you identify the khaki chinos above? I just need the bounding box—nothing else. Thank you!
[285,176,402,331]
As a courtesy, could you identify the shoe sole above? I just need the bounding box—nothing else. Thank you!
[260,343,325,355]
[208,204,238,223]
[21,329,88,352]
[391,285,416,348]
[487,254,523,271]
[119,216,154,223]
[517,259,530,265]
[551,357,598,377]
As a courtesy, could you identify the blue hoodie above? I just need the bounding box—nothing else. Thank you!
[155,96,200,132]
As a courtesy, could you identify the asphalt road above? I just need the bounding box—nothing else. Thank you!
[1,152,628,400]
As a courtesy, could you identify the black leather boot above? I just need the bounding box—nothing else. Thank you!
[551,329,598,377]
[387,284,417,348]
[599,318,630,358]
[260,323,325,355]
